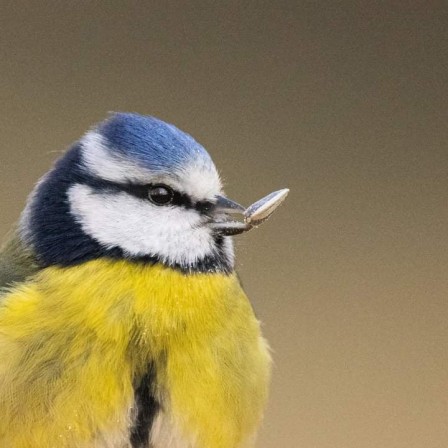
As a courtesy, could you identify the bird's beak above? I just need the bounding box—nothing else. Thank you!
[209,196,249,236]
[209,189,290,236]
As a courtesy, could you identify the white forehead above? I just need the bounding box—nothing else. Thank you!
[80,131,222,201]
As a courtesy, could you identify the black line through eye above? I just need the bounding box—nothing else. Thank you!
[82,177,213,213]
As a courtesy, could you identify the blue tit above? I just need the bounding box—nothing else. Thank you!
[0,113,288,448]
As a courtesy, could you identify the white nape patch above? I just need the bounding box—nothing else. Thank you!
[81,131,155,184]
[68,184,216,267]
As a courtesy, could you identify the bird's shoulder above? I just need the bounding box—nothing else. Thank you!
[0,226,40,292]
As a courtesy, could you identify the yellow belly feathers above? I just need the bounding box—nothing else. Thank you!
[0,259,271,448]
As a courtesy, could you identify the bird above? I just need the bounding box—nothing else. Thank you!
[0,113,287,448]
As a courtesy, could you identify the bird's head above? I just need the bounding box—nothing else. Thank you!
[20,113,254,273]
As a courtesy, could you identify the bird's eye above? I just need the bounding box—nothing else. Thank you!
[148,185,174,206]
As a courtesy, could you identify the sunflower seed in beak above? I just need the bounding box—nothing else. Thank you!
[244,189,289,226]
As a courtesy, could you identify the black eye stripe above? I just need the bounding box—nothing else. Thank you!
[80,178,214,213]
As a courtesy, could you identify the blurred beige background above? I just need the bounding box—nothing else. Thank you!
[0,2,447,447]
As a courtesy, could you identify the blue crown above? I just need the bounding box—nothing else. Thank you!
[97,113,213,172]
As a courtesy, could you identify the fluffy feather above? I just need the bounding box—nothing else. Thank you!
[0,259,271,448]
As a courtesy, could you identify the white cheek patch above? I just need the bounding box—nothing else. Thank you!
[81,132,156,184]
[68,184,216,267]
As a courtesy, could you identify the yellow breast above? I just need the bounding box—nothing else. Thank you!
[0,259,271,448]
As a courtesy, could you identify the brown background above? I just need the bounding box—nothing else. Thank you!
[0,2,447,447]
